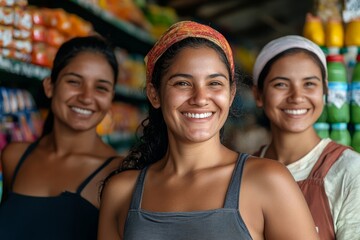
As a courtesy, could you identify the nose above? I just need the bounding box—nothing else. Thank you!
[189,86,209,106]
[78,86,94,104]
[287,86,305,103]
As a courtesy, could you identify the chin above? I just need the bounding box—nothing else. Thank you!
[283,125,312,134]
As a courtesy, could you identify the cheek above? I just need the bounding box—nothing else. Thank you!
[215,93,233,107]
[98,95,113,109]
[163,90,187,106]
[263,91,280,107]
[313,94,325,107]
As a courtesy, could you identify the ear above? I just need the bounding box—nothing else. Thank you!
[42,77,54,98]
[146,83,161,109]
[229,83,236,105]
[252,85,263,108]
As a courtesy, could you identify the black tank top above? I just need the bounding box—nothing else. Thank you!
[124,153,253,240]
[0,141,116,240]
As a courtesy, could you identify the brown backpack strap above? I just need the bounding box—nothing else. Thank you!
[308,141,350,179]
[298,141,351,240]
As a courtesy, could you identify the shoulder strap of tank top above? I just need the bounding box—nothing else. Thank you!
[129,166,148,210]
[308,141,350,179]
[224,153,249,209]
[76,156,117,194]
[11,139,40,189]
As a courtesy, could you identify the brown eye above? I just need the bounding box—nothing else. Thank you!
[174,81,190,87]
[67,80,80,86]
[96,85,111,92]
[274,82,286,88]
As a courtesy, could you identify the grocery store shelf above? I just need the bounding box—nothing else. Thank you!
[101,132,136,154]
[115,85,146,101]
[0,56,50,81]
[72,0,155,45]
[28,0,155,55]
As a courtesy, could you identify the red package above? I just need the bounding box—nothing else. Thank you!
[32,25,46,42]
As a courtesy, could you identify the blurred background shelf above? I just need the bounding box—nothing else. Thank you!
[28,0,155,55]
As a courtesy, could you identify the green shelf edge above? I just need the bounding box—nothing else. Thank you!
[0,56,50,80]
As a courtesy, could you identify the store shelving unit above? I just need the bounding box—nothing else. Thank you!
[27,0,155,54]
[2,0,154,98]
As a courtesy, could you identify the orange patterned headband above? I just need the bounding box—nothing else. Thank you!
[144,20,234,84]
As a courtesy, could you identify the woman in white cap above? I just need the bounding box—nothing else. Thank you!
[252,35,360,240]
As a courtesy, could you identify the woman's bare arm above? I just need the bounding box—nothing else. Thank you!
[261,160,319,239]
[98,170,139,240]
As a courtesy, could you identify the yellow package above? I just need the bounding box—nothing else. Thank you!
[303,13,325,46]
[325,18,344,47]
[345,19,360,46]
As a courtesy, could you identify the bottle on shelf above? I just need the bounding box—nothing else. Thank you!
[330,123,351,146]
[325,18,344,54]
[303,13,325,46]
[326,54,350,123]
[314,122,330,139]
[352,124,360,152]
[345,19,360,47]
[316,95,328,122]
[351,54,360,124]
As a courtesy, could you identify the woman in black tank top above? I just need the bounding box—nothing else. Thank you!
[98,21,319,240]
[0,36,122,240]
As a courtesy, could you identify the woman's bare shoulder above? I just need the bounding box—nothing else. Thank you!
[102,169,142,201]
[244,156,297,191]
[2,141,32,158]
[1,141,32,171]
[1,141,33,190]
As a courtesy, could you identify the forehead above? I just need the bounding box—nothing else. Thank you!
[171,46,226,68]
[270,51,322,71]
[68,51,104,63]
[59,52,115,79]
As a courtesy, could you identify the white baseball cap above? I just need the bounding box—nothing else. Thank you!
[252,35,327,86]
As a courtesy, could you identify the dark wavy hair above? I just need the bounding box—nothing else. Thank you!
[40,35,118,137]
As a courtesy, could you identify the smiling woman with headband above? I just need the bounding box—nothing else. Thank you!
[252,35,360,239]
[98,21,319,240]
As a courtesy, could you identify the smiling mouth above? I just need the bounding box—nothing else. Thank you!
[183,112,213,119]
[283,109,308,115]
[71,106,93,115]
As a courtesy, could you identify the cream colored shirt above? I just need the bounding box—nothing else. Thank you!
[259,138,360,240]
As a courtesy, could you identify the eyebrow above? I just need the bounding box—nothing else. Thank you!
[303,76,321,81]
[62,72,114,86]
[168,73,228,80]
[268,75,321,82]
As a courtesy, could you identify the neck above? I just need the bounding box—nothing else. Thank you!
[157,135,237,176]
[265,128,321,165]
[43,127,103,156]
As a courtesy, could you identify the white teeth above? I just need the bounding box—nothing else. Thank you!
[284,109,307,115]
[183,112,212,119]
[72,107,92,115]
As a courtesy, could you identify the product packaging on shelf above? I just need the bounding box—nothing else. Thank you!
[330,122,352,146]
[304,1,360,151]
[326,54,350,123]
[0,87,43,150]
[0,1,32,62]
[351,54,360,123]
[29,7,94,67]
